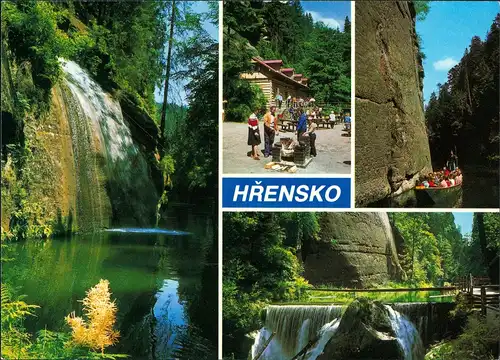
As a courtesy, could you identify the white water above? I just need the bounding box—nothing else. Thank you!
[250,305,342,360]
[250,304,424,360]
[59,58,158,227]
[386,305,424,360]
[60,59,136,162]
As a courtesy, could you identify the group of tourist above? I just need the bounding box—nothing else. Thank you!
[276,95,317,109]
[416,168,462,189]
[247,106,280,160]
[247,106,320,160]
[416,151,462,189]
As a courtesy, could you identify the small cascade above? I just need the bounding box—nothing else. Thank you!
[391,303,429,343]
[391,302,457,346]
[250,305,343,360]
[60,59,158,229]
[386,305,424,360]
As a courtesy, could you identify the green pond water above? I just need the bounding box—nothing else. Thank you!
[2,209,217,359]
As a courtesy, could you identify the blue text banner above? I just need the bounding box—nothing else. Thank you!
[222,177,351,208]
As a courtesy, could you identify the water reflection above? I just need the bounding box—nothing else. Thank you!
[4,211,216,359]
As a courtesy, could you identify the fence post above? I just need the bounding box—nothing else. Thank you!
[481,286,486,316]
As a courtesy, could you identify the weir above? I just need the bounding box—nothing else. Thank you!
[249,302,455,360]
[391,302,458,346]
[60,60,158,230]
[251,305,343,360]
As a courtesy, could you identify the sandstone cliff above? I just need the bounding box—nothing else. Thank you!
[355,1,432,206]
[302,213,403,287]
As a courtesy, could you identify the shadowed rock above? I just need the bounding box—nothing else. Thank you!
[355,2,432,206]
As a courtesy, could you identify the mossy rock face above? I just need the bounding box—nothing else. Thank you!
[303,213,403,287]
[319,299,406,360]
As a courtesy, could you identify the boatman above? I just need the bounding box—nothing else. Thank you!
[447,150,458,171]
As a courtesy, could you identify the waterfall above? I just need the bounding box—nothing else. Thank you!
[391,302,456,346]
[386,305,424,360]
[250,305,343,360]
[59,59,158,229]
[249,303,426,360]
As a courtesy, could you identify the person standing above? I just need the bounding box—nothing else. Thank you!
[263,106,278,158]
[344,112,351,130]
[308,117,318,157]
[329,111,336,128]
[286,95,291,108]
[447,150,458,170]
[297,108,307,140]
[274,93,281,109]
[247,110,261,160]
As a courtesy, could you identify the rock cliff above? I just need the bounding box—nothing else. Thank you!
[355,1,432,206]
[302,213,403,287]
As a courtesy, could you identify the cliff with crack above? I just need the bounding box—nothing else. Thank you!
[355,1,432,206]
[302,213,403,288]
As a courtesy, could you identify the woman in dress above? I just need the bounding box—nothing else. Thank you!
[248,110,261,160]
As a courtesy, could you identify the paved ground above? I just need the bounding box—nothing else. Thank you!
[223,122,351,174]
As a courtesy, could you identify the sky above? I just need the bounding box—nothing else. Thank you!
[154,1,218,105]
[452,212,473,235]
[301,1,351,31]
[416,1,499,104]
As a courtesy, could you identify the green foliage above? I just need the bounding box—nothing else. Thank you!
[223,0,351,121]
[425,314,500,360]
[470,213,500,283]
[391,212,499,286]
[223,212,312,357]
[393,213,445,285]
[1,267,127,359]
[72,1,168,117]
[166,13,219,197]
[2,1,71,110]
[426,14,499,167]
[307,289,455,305]
[1,283,39,331]
[414,1,431,21]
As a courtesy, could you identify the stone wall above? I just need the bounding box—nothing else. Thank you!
[302,213,403,288]
[355,1,432,206]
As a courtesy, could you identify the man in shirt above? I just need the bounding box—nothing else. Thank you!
[297,108,308,140]
[263,106,279,157]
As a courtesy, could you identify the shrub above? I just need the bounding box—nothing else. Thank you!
[66,279,120,354]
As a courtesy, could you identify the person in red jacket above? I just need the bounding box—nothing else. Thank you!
[247,110,262,160]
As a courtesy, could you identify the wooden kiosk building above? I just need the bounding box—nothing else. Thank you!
[240,57,309,108]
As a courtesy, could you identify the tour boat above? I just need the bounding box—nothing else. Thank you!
[415,181,463,207]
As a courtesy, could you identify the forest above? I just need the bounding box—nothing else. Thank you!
[223,0,351,122]
[2,1,218,359]
[223,212,500,359]
[425,14,499,169]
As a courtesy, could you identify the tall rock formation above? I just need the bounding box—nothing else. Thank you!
[355,1,432,206]
[302,213,403,288]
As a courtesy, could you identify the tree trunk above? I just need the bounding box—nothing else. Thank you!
[160,0,176,152]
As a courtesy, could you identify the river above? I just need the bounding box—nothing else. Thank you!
[367,165,499,208]
[2,206,217,359]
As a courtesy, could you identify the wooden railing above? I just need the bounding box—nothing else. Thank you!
[455,275,499,315]
[309,286,457,293]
